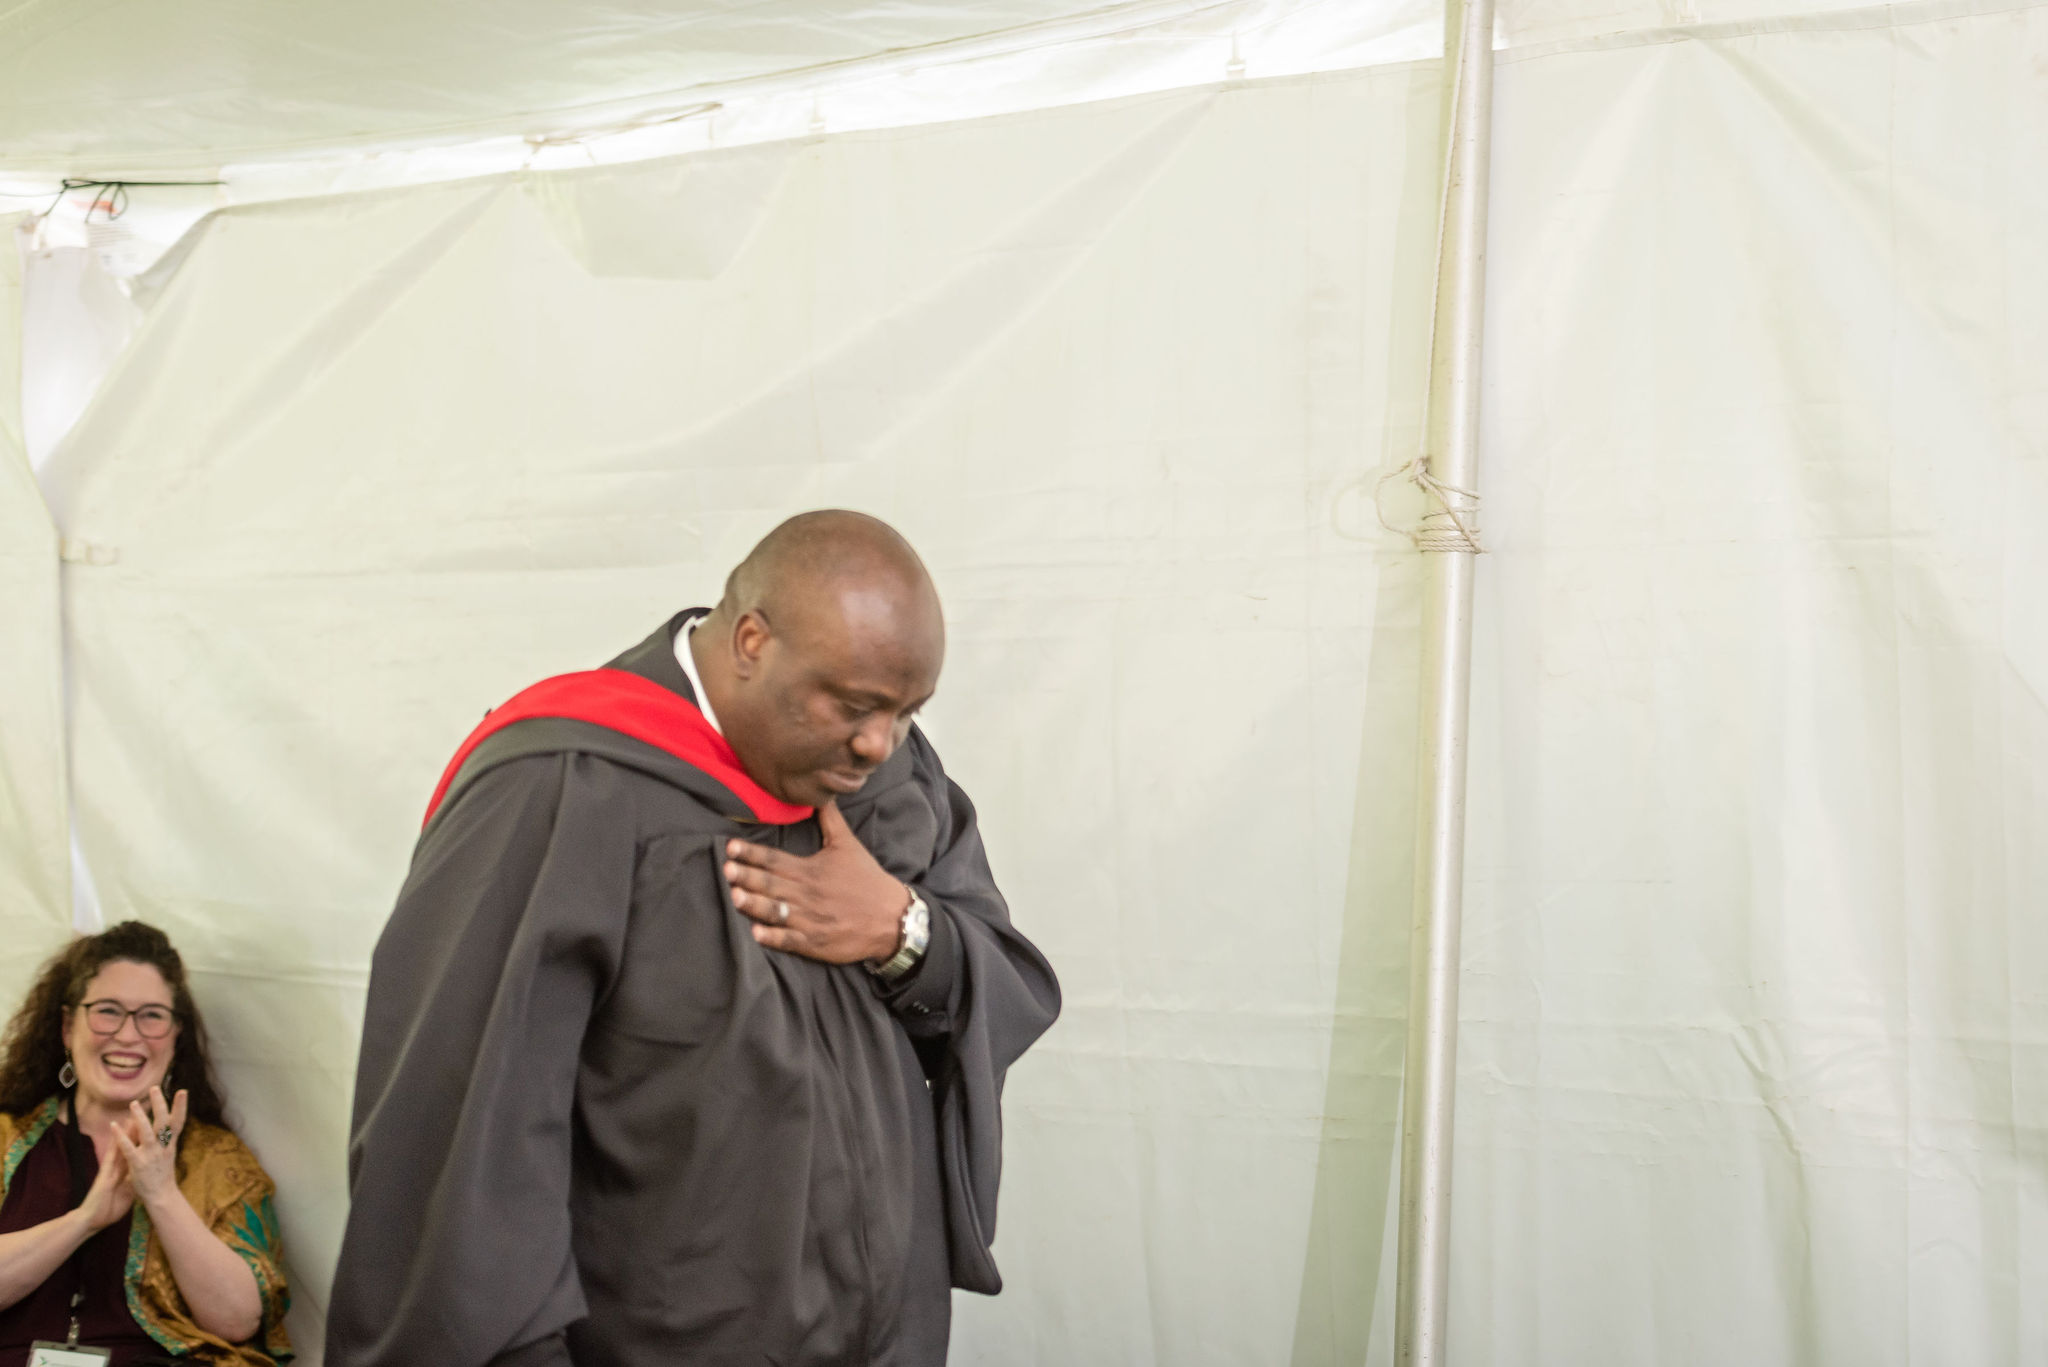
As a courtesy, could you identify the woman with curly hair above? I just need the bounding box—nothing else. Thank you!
[0,922,291,1365]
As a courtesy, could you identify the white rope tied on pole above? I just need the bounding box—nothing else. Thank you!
[1364,26,1483,559]
[1374,454,1484,554]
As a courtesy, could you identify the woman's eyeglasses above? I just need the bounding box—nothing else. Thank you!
[77,999,178,1039]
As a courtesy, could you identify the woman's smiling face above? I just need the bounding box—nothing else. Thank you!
[64,959,180,1111]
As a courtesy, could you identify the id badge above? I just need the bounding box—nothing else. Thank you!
[27,1344,111,1367]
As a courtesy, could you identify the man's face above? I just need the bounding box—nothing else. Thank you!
[722,584,942,808]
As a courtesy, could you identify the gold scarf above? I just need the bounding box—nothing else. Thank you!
[1,1098,293,1365]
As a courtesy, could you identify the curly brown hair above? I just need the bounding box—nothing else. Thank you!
[0,921,228,1125]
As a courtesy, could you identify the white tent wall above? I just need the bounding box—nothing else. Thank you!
[12,5,2048,1366]
[20,245,143,474]
[1459,5,2048,1360]
[0,213,72,1002]
[35,70,1438,1366]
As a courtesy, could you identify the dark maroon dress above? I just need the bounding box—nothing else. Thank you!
[0,1114,176,1365]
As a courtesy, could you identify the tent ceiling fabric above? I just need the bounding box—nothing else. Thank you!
[0,0,1912,178]
[0,0,1184,172]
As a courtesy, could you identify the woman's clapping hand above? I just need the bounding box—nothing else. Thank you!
[75,1130,135,1233]
[112,1085,189,1207]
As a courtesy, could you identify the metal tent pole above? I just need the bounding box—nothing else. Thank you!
[1393,0,1497,1360]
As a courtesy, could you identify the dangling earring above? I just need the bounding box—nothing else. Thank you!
[59,1057,77,1089]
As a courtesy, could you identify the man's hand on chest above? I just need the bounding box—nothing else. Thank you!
[724,799,911,966]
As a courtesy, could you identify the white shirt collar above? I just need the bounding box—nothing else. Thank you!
[672,612,723,735]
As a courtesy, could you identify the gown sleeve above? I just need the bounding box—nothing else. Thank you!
[863,729,1062,1294]
[324,752,638,1367]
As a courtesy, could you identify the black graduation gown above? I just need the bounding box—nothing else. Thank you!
[325,614,1061,1367]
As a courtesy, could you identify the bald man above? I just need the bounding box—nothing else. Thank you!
[327,513,1060,1367]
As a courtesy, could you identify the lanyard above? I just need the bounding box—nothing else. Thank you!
[56,1121,101,1349]
[26,1116,116,1365]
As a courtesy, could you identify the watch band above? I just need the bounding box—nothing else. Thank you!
[869,888,931,984]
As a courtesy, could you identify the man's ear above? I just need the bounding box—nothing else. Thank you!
[731,610,771,681]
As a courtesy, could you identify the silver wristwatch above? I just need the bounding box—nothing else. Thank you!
[869,887,931,984]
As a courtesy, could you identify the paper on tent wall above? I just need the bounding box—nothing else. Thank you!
[0,214,72,1005]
